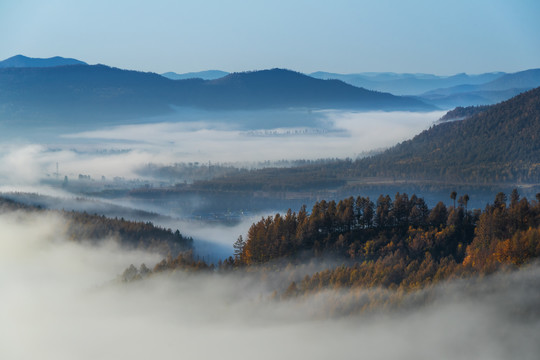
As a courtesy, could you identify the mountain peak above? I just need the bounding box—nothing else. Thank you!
[0,55,88,68]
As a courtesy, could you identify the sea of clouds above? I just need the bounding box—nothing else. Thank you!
[0,111,444,183]
[1,210,539,360]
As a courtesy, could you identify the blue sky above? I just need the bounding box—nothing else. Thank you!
[1,0,539,74]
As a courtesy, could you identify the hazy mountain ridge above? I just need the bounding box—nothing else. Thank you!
[310,69,540,109]
[0,54,88,68]
[310,71,506,95]
[418,69,540,108]
[4,54,537,114]
[0,64,178,122]
[190,68,434,110]
[0,64,435,124]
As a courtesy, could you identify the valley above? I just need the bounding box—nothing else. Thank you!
[1,4,539,354]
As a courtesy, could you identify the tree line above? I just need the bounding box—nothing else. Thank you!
[0,196,192,256]
[121,190,540,307]
[231,190,540,294]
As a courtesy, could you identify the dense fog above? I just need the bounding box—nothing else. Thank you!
[1,211,539,360]
[3,108,537,360]
[0,111,443,182]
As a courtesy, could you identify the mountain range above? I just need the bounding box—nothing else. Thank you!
[162,68,540,109]
[309,71,505,95]
[418,69,540,108]
[0,61,434,124]
[2,55,539,125]
[310,69,540,108]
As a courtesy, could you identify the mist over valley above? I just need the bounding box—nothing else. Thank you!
[2,1,540,357]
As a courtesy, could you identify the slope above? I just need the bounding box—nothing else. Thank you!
[352,86,540,183]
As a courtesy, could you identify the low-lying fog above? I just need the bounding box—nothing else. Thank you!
[0,110,444,182]
[0,110,444,257]
[1,211,539,360]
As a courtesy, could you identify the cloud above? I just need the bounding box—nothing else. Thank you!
[1,209,539,360]
[0,111,444,185]
[59,110,444,175]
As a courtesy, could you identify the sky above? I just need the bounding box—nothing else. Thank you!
[1,0,539,75]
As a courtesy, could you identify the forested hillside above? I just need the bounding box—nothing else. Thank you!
[438,104,490,122]
[351,86,540,183]
[0,196,192,255]
[140,190,540,302]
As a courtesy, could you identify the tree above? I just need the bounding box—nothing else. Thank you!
[375,195,392,228]
[510,188,520,208]
[283,281,299,298]
[428,201,448,228]
[450,191,457,209]
[463,194,470,213]
[139,263,151,277]
[494,192,507,209]
[233,235,246,264]
[122,264,139,282]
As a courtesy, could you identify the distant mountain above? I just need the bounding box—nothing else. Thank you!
[187,69,434,110]
[310,71,505,95]
[475,69,540,92]
[419,69,540,108]
[161,70,229,80]
[351,86,540,183]
[0,64,175,123]
[0,54,87,68]
[311,69,540,109]
[0,65,435,124]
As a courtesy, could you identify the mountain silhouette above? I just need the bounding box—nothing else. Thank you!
[0,64,435,124]
[419,69,540,108]
[0,55,87,68]
[310,71,505,95]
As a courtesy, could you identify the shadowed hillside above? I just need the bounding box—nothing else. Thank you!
[351,86,540,183]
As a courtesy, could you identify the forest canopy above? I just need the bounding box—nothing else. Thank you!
[143,190,540,301]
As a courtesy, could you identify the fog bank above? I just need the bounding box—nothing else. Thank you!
[1,211,539,360]
[0,111,443,184]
